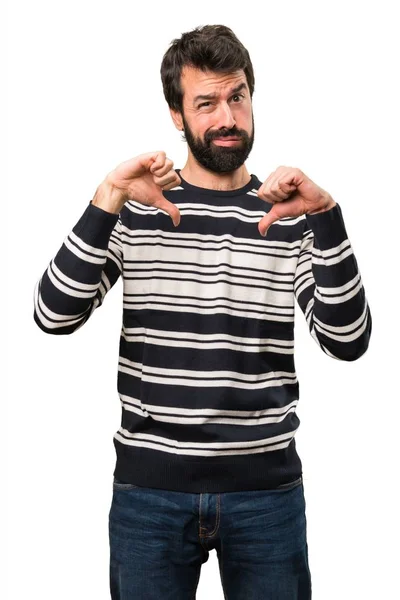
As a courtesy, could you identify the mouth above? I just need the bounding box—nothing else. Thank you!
[212,137,242,146]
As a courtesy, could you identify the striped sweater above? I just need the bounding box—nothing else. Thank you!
[34,168,372,493]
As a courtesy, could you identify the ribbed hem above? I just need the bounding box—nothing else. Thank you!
[112,438,302,493]
[175,169,261,197]
[72,201,119,248]
[305,203,347,249]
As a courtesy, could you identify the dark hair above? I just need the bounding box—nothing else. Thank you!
[160,25,255,114]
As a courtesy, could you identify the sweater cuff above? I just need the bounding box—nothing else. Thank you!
[72,201,120,250]
[305,203,348,250]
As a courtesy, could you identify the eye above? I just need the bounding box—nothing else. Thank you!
[232,93,245,102]
[197,93,245,110]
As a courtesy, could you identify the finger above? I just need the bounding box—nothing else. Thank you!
[266,168,296,195]
[258,175,297,203]
[154,197,181,227]
[258,208,280,237]
[257,171,276,197]
[153,170,181,190]
[257,188,287,203]
[150,157,173,177]
[275,180,297,198]
[256,166,295,200]
[269,184,291,201]
[257,170,285,202]
[279,180,297,192]
[264,168,289,192]
[149,151,167,173]
[161,173,182,191]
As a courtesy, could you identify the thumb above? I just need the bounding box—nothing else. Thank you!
[153,195,181,227]
[258,208,279,237]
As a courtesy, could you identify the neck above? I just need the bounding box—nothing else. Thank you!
[179,157,251,192]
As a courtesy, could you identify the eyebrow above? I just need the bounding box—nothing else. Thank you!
[193,82,248,105]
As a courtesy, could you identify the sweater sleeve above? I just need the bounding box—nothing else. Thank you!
[34,201,122,334]
[294,203,372,361]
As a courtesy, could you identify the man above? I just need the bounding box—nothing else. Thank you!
[34,24,371,600]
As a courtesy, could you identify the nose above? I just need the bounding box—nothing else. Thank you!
[215,101,236,131]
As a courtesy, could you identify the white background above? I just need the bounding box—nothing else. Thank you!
[6,1,400,598]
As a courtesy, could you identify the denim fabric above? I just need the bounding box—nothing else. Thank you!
[109,476,311,599]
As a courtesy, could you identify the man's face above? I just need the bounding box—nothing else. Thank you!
[172,67,255,173]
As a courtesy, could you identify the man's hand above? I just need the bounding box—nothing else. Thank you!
[92,151,181,226]
[257,166,336,236]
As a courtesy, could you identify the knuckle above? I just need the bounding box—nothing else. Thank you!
[154,152,165,167]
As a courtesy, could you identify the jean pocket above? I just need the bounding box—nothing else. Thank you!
[275,475,303,491]
[113,477,139,490]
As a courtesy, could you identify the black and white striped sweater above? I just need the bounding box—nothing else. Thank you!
[34,169,372,492]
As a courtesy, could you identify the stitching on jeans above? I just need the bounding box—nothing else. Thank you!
[203,493,220,538]
[199,537,209,553]
[199,493,203,536]
[199,493,211,537]
[199,493,221,539]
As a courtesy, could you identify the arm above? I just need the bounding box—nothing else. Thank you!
[33,151,181,334]
[256,165,371,360]
[294,204,371,360]
[34,200,122,334]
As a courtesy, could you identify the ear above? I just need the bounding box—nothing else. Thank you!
[169,108,184,131]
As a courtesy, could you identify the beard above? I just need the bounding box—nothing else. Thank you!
[180,111,255,173]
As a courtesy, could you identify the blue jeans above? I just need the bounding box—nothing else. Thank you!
[109,476,311,599]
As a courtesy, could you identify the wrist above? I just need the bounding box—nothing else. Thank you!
[91,178,126,215]
[308,196,336,215]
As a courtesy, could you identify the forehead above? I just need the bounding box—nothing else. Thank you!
[181,66,248,100]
